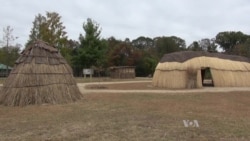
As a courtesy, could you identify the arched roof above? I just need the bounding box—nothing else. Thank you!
[160,51,250,63]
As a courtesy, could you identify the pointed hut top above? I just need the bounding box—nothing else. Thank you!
[15,40,67,65]
[24,40,58,53]
[160,51,250,63]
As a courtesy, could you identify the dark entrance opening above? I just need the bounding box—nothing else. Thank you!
[201,67,214,87]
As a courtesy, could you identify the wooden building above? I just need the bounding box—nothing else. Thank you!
[0,64,12,77]
[109,66,135,79]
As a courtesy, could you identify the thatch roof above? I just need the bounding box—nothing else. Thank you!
[156,51,250,71]
[160,51,250,63]
[0,40,82,106]
[153,51,250,88]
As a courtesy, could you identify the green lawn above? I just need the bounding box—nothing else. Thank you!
[0,91,249,140]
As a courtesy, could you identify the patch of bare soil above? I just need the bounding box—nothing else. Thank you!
[85,82,163,90]
[84,82,250,94]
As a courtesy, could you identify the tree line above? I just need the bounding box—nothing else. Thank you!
[0,26,21,71]
[1,11,250,77]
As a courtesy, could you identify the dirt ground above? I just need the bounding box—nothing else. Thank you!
[85,82,157,90]
[81,81,250,94]
[1,91,250,140]
[1,80,250,140]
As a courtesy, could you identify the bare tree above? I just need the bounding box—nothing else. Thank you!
[1,26,18,76]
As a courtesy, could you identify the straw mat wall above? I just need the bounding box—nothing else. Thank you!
[109,66,135,79]
[0,40,82,106]
[153,51,250,89]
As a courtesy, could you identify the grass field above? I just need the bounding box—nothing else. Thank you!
[0,77,150,84]
[0,77,90,84]
[0,78,5,84]
[0,91,250,141]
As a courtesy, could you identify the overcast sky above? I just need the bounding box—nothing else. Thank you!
[1,0,250,48]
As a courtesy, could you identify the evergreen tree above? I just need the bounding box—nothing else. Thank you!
[73,18,107,71]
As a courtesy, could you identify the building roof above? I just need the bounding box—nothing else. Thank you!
[0,64,12,69]
[16,40,66,65]
[160,51,250,63]
[109,66,135,70]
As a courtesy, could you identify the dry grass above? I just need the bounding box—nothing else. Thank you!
[0,40,82,106]
[153,56,250,88]
[74,77,150,83]
[0,78,6,84]
[0,91,250,140]
[186,67,198,89]
[85,82,155,90]
[0,77,149,84]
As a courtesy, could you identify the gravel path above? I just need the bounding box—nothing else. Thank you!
[78,81,250,94]
[1,81,250,94]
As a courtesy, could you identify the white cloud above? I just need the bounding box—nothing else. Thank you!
[1,0,250,47]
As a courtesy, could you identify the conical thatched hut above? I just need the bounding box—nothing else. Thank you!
[0,40,82,106]
[152,51,250,89]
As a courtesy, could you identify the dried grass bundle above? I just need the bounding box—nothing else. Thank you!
[153,51,250,89]
[186,67,197,89]
[0,40,82,106]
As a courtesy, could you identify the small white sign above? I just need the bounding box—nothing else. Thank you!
[83,69,93,75]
